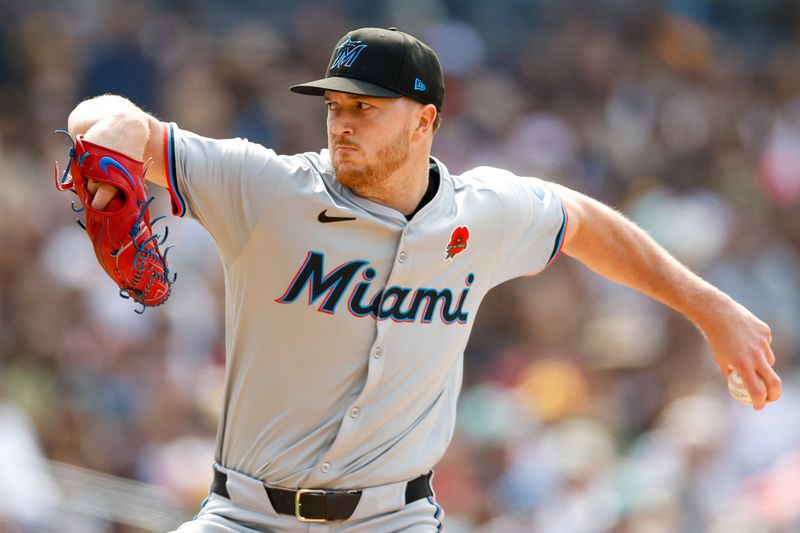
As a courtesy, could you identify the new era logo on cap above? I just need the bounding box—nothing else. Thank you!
[290,27,444,111]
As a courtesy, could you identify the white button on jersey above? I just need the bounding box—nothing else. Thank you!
[403,227,411,236]
[321,462,331,473]
[398,252,407,263]
[350,407,361,418]
[373,347,383,358]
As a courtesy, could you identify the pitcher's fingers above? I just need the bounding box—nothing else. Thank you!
[739,367,768,410]
[758,364,782,403]
[91,183,118,210]
[765,343,776,366]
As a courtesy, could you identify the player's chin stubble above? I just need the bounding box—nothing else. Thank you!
[333,125,411,193]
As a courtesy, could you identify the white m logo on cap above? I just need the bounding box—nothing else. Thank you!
[331,37,368,69]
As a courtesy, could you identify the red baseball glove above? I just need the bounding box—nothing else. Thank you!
[54,130,175,313]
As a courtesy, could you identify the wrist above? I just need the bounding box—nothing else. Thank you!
[683,285,736,333]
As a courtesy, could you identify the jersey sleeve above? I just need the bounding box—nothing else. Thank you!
[162,122,290,261]
[488,170,568,286]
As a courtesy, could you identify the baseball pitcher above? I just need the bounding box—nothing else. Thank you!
[60,27,780,532]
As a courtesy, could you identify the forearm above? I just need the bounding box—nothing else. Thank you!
[67,95,167,188]
[555,185,731,330]
[68,95,150,160]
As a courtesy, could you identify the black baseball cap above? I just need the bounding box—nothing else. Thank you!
[290,27,444,111]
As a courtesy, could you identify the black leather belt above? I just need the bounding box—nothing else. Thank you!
[210,468,433,522]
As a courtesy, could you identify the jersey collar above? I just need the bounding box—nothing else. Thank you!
[321,151,453,226]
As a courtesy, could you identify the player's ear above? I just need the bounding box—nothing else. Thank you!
[413,103,437,140]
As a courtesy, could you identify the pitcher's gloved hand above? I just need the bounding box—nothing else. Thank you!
[54,130,176,313]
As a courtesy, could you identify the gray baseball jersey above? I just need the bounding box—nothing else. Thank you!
[163,122,567,490]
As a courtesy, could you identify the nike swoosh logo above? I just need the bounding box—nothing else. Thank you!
[98,156,136,188]
[318,209,357,223]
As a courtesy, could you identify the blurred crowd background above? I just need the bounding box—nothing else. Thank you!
[1,0,800,531]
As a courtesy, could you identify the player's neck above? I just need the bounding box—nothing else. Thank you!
[352,155,431,216]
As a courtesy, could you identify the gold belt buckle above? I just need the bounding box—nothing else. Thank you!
[295,488,328,522]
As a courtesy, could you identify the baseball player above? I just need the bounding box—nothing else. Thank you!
[65,27,780,532]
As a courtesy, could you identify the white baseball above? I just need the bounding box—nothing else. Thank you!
[727,369,763,405]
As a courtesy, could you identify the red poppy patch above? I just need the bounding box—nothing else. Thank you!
[445,226,470,261]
